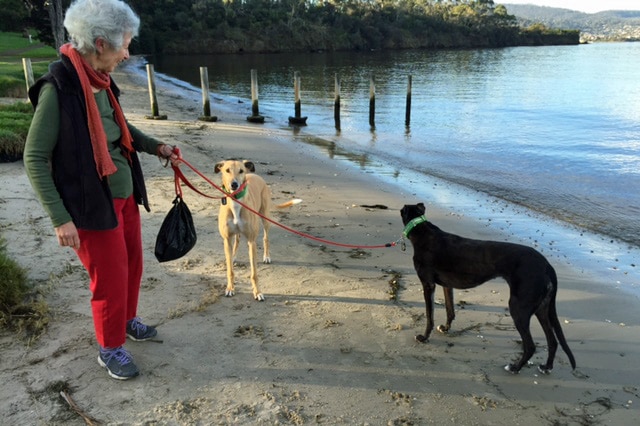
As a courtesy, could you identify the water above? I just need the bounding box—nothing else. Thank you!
[141,43,640,294]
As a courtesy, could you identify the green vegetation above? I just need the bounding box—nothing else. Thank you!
[0,29,57,98]
[0,30,56,57]
[123,0,579,54]
[0,101,32,162]
[0,235,49,343]
[0,30,54,162]
[0,60,49,97]
[0,236,28,309]
[9,0,579,55]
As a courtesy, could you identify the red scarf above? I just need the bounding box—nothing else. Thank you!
[60,43,134,178]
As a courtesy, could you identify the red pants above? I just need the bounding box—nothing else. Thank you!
[76,196,143,349]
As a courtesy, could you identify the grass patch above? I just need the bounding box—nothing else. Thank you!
[0,60,51,98]
[0,235,49,343]
[0,31,56,97]
[0,31,52,160]
[0,31,57,58]
[0,101,33,162]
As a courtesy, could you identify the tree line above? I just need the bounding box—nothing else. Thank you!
[2,0,579,54]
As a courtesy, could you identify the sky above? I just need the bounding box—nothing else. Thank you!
[500,1,640,14]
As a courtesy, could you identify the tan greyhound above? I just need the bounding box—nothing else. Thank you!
[215,159,300,301]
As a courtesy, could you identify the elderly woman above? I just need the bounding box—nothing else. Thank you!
[24,0,177,380]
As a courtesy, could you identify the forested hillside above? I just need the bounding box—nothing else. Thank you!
[3,0,579,55]
[127,0,579,54]
[504,4,640,42]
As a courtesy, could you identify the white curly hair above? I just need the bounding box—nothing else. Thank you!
[63,0,140,54]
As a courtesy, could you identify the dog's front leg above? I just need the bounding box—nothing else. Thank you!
[223,236,236,297]
[416,281,436,343]
[437,286,455,333]
[231,234,241,263]
[247,239,265,301]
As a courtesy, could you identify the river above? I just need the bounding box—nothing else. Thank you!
[140,43,640,294]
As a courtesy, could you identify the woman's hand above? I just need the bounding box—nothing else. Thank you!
[157,143,181,166]
[55,221,80,250]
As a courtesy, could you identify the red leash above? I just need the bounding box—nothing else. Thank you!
[170,149,399,250]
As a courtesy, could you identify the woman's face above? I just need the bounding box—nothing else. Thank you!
[94,33,132,74]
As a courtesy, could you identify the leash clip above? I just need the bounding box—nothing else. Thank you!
[400,237,406,252]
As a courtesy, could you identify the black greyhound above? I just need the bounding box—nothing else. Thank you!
[401,203,576,374]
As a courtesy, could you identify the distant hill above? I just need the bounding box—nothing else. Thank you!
[503,4,640,42]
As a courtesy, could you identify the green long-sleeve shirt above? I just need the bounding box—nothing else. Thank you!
[24,82,162,227]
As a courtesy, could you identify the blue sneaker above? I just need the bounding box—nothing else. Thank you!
[98,346,139,380]
[126,317,158,341]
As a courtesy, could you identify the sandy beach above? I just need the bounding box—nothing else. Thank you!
[1,59,639,425]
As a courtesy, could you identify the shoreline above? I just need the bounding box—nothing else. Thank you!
[0,58,638,424]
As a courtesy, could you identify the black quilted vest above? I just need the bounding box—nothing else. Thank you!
[29,55,150,230]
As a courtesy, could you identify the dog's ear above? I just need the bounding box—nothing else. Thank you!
[417,203,426,214]
[243,161,256,172]
[214,162,224,174]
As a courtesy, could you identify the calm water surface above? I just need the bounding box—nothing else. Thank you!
[145,43,640,292]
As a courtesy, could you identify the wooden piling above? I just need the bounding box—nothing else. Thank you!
[334,73,341,130]
[145,64,167,120]
[288,71,307,125]
[198,66,217,122]
[22,58,34,100]
[246,69,264,123]
[369,75,375,128]
[405,74,412,127]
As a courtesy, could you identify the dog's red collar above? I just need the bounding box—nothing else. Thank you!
[402,215,428,238]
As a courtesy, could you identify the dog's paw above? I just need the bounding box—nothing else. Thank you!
[504,364,520,374]
[263,256,271,264]
[225,290,235,297]
[415,334,429,343]
[436,324,450,334]
[537,365,552,375]
[255,293,265,302]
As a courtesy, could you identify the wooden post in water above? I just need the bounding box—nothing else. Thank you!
[288,71,307,126]
[405,74,412,127]
[145,64,167,120]
[369,75,375,128]
[22,58,34,100]
[247,69,264,123]
[334,73,341,131]
[198,66,217,122]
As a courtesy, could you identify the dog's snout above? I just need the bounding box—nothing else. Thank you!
[230,181,239,190]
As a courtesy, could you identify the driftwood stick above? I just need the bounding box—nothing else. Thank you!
[60,390,103,426]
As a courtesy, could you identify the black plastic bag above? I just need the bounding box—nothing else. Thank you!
[154,195,197,262]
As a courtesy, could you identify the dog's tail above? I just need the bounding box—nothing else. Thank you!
[549,267,577,370]
[275,198,302,209]
[550,301,577,370]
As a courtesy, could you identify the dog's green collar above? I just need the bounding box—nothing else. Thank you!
[223,182,248,200]
[402,215,428,238]
[233,185,247,199]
